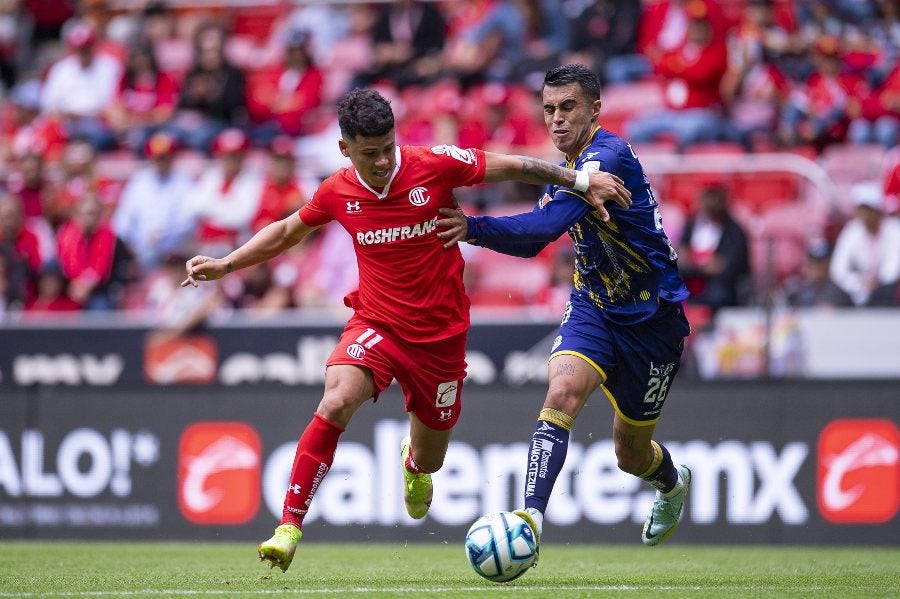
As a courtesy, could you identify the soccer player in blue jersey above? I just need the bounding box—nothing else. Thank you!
[436,63,692,554]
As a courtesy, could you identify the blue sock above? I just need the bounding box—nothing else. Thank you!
[641,440,678,494]
[524,408,572,514]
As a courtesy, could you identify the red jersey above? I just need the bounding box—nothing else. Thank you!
[299,144,486,342]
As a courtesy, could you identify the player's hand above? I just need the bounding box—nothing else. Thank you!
[181,255,229,287]
[436,207,472,248]
[585,171,631,222]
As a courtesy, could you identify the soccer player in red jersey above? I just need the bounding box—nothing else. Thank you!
[182,89,631,572]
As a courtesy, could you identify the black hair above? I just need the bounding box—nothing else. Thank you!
[543,64,602,102]
[337,89,395,140]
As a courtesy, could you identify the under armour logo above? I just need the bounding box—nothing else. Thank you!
[346,201,361,213]
[289,483,302,494]
[438,409,453,421]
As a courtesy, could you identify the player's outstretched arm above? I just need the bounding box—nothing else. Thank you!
[181,212,315,287]
[481,151,631,221]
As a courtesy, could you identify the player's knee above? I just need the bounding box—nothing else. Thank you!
[317,393,364,428]
[544,384,582,415]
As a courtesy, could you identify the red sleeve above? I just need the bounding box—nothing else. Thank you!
[86,226,117,282]
[427,145,487,187]
[156,72,178,108]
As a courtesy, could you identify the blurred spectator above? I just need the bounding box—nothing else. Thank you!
[139,1,192,79]
[5,150,57,260]
[112,131,196,272]
[1,79,67,163]
[508,0,571,88]
[830,182,900,306]
[165,21,246,154]
[24,260,80,314]
[186,128,263,257]
[605,0,729,85]
[677,184,751,311]
[457,83,546,153]
[276,1,350,66]
[848,62,900,148]
[40,21,121,152]
[251,136,306,233]
[0,193,43,306]
[221,261,294,313]
[562,0,642,83]
[721,0,792,150]
[144,251,223,339]
[246,28,324,143]
[626,1,730,151]
[0,0,21,90]
[106,41,179,156]
[48,139,122,227]
[354,0,446,90]
[782,239,852,307]
[56,193,122,310]
[442,0,526,89]
[295,222,358,309]
[778,36,868,149]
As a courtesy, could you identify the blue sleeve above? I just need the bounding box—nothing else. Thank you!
[466,189,592,258]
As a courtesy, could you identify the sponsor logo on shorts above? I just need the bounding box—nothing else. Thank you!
[435,381,458,407]
[818,419,900,523]
[551,335,562,352]
[346,343,366,360]
[409,186,430,206]
[177,422,260,524]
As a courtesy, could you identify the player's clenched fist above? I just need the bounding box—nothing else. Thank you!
[181,255,232,287]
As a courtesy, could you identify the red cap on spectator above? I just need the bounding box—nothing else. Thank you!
[67,23,97,49]
[212,128,249,155]
[270,135,296,159]
[145,131,177,158]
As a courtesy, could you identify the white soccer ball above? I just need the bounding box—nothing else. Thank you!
[464,511,537,583]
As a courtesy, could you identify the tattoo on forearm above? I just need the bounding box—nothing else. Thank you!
[520,157,570,186]
[615,430,635,449]
[555,362,576,377]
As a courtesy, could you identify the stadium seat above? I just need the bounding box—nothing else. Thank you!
[731,172,799,214]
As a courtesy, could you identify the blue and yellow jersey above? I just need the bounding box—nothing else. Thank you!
[466,126,688,324]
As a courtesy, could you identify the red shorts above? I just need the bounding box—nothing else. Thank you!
[326,315,467,431]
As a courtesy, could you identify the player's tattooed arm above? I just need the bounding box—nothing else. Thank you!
[481,151,631,221]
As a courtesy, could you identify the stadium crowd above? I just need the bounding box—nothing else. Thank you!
[1,0,900,325]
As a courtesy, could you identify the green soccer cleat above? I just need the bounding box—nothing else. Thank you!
[400,436,433,519]
[513,508,541,568]
[642,464,691,546]
[258,524,302,572]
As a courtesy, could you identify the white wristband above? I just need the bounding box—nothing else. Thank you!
[573,169,589,193]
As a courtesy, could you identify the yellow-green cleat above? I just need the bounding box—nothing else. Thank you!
[258,524,302,572]
[400,436,433,519]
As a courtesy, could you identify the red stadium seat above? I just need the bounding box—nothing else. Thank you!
[731,172,799,214]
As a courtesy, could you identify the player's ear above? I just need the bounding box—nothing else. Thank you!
[338,139,349,157]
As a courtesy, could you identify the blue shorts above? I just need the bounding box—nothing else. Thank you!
[549,295,691,426]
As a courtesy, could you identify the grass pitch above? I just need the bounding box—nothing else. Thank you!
[1,542,898,598]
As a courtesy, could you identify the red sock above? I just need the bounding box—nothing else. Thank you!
[405,450,425,474]
[281,413,344,528]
